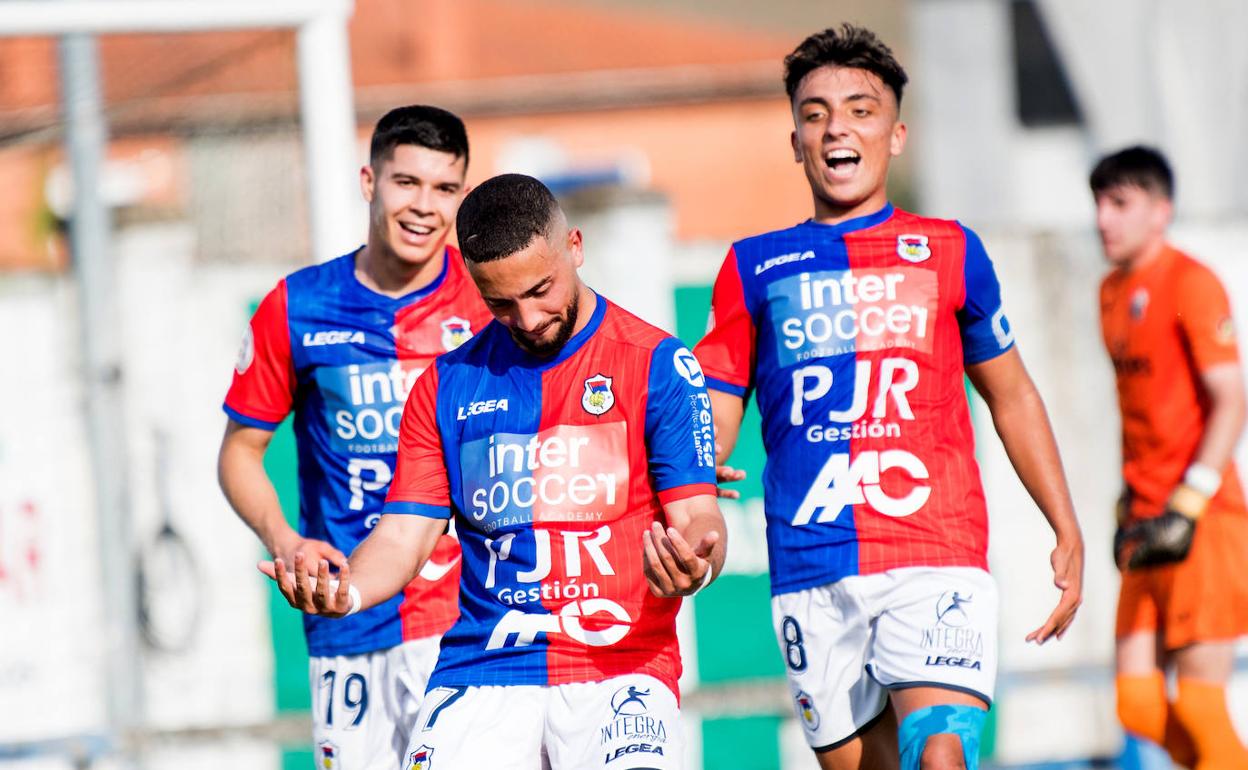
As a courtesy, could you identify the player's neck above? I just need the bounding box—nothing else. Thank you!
[1120,237,1168,274]
[355,241,446,297]
[811,191,889,226]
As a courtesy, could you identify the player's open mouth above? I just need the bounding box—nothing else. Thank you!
[824,149,861,177]
[399,222,434,236]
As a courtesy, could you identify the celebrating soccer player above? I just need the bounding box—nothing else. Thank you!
[219,106,491,770]
[693,25,1084,770]
[263,173,727,769]
[1092,146,1248,768]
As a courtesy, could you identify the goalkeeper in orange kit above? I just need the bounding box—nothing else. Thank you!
[1093,146,1248,769]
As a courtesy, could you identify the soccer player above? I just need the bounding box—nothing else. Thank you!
[263,173,727,769]
[694,25,1084,770]
[1092,146,1248,769]
[218,106,492,770]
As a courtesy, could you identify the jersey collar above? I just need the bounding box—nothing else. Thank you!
[800,202,895,235]
[343,245,451,306]
[506,290,607,370]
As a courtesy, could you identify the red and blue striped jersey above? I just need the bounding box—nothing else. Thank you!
[223,248,492,656]
[694,205,1014,595]
[383,297,717,696]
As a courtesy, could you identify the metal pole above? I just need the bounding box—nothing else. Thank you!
[59,32,141,738]
[296,9,364,262]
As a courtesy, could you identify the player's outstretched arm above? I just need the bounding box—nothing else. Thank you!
[643,494,728,598]
[260,512,445,617]
[965,348,1084,644]
[1192,362,1247,480]
[709,390,748,499]
[218,419,347,568]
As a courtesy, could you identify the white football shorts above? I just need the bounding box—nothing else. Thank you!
[308,634,443,770]
[772,566,998,749]
[404,674,681,770]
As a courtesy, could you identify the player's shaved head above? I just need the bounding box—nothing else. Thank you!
[1090,146,1174,200]
[369,104,469,170]
[784,24,908,108]
[457,174,562,263]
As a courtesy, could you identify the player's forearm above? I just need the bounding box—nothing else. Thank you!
[987,385,1081,540]
[218,442,296,555]
[709,389,745,462]
[347,513,442,610]
[1191,382,1246,476]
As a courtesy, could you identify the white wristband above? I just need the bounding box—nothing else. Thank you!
[1184,463,1222,499]
[346,584,362,616]
[690,565,714,596]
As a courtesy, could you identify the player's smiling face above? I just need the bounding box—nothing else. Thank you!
[791,65,906,224]
[467,226,586,358]
[362,144,467,268]
[1094,184,1171,269]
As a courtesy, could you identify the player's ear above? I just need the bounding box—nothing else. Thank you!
[360,164,376,204]
[791,130,802,163]
[567,227,584,270]
[890,121,907,158]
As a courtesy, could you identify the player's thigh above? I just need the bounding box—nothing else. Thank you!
[1173,640,1237,683]
[405,684,544,770]
[1115,630,1162,675]
[1161,513,1248,651]
[389,635,445,755]
[309,651,397,770]
[867,567,997,708]
[773,580,889,752]
[546,674,680,770]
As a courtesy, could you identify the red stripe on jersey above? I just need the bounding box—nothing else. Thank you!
[224,279,295,425]
[843,216,989,574]
[695,246,754,391]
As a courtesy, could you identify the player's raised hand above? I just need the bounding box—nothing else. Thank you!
[1026,533,1084,644]
[272,531,348,572]
[642,521,718,598]
[714,441,746,499]
[259,553,356,617]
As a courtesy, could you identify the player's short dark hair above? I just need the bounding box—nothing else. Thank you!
[457,174,560,263]
[1089,146,1173,200]
[784,24,908,106]
[369,105,469,169]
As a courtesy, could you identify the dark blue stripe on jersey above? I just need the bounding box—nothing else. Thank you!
[223,403,281,431]
[957,224,1014,365]
[382,501,451,519]
[705,375,747,397]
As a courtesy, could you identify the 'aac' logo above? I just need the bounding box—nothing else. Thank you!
[792,450,930,525]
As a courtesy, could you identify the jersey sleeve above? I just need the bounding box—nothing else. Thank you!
[1176,262,1240,371]
[957,225,1016,364]
[693,246,754,397]
[223,280,295,430]
[645,338,718,504]
[382,362,452,519]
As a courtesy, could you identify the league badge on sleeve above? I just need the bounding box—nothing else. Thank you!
[235,326,255,374]
[896,234,931,263]
[407,746,434,770]
[440,317,473,351]
[582,374,615,416]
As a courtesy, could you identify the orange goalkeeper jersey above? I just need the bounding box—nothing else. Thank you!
[1099,244,1244,519]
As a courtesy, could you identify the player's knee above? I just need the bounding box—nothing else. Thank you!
[918,734,967,770]
[898,705,986,770]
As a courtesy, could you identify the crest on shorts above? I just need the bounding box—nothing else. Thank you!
[935,590,972,628]
[897,234,931,263]
[582,374,615,416]
[794,690,821,731]
[440,316,473,351]
[407,746,434,770]
[1129,288,1149,321]
[317,741,339,770]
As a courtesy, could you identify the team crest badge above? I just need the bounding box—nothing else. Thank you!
[896,234,931,263]
[794,690,820,731]
[317,741,339,770]
[582,374,615,416]
[440,317,473,351]
[1129,288,1149,321]
[408,746,434,770]
[1216,316,1236,344]
[235,326,254,374]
